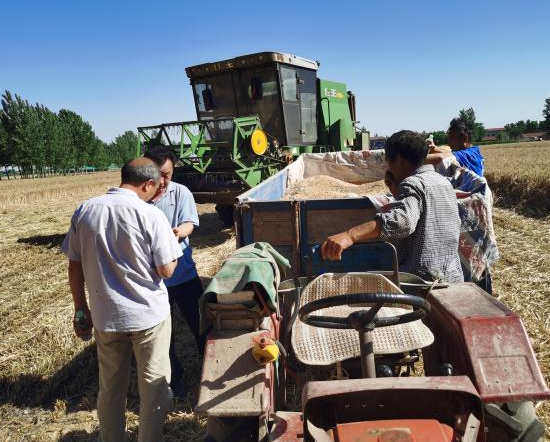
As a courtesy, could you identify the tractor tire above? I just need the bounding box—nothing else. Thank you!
[485,401,544,442]
[205,416,265,442]
[215,204,234,227]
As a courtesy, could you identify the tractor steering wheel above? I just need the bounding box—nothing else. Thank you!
[298,292,430,331]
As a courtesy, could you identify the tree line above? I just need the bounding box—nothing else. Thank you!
[0,90,139,179]
[430,98,550,145]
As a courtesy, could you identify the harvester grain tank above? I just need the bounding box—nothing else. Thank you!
[137,52,369,223]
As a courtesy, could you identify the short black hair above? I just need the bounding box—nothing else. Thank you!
[384,130,428,167]
[448,117,473,142]
[144,145,178,167]
[121,158,160,185]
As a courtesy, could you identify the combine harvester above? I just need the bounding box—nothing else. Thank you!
[137,51,368,224]
[197,152,548,442]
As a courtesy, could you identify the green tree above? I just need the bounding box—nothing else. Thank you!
[458,107,485,142]
[58,109,97,170]
[524,120,539,132]
[2,92,39,176]
[543,97,550,135]
[432,131,447,145]
[505,121,525,140]
[496,131,509,142]
[89,138,110,169]
[109,131,139,166]
[0,116,9,178]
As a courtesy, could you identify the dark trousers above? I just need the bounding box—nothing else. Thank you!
[167,276,204,383]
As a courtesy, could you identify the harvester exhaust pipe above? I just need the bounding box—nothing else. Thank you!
[347,91,357,123]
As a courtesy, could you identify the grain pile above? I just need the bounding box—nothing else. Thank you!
[283,175,388,200]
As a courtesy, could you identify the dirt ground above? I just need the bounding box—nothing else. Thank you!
[1,153,549,440]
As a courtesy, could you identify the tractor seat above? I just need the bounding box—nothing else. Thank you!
[291,273,434,366]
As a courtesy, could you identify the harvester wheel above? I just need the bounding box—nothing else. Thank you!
[215,204,234,227]
[485,401,544,442]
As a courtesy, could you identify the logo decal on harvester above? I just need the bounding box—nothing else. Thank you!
[324,87,345,99]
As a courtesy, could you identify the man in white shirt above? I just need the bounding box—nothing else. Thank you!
[61,157,183,442]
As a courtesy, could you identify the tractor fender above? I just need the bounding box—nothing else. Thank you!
[424,283,550,404]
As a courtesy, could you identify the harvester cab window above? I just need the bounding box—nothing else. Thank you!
[238,68,285,145]
[298,69,318,143]
[280,66,297,102]
[193,73,238,120]
[194,83,213,113]
[202,88,214,111]
[249,77,263,100]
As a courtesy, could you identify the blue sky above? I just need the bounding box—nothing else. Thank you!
[1,0,549,141]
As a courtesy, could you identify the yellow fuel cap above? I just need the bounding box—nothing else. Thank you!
[251,129,268,155]
[252,335,279,364]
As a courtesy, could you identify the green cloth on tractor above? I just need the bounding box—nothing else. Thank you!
[200,242,290,333]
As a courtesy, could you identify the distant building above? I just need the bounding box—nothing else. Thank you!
[369,136,386,150]
[522,131,546,141]
[482,127,506,141]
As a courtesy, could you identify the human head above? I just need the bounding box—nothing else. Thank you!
[144,146,178,192]
[384,130,429,183]
[120,157,161,201]
[447,117,473,149]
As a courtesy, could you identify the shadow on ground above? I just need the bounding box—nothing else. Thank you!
[17,233,66,248]
[59,416,205,442]
[1,310,203,415]
[0,344,99,411]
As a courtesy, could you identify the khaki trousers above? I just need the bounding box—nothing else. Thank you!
[94,316,172,442]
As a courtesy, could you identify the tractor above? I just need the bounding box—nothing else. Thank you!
[136,51,368,224]
[196,241,549,442]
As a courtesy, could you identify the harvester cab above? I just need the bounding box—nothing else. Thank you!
[137,52,366,223]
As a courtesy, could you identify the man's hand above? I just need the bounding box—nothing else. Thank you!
[172,222,194,242]
[73,307,93,340]
[384,170,399,197]
[172,226,186,240]
[321,231,354,261]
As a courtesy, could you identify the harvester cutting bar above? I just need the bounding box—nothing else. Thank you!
[138,116,285,189]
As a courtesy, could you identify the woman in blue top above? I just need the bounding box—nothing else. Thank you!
[426,117,485,177]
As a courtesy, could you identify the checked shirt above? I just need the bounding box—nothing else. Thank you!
[376,165,464,283]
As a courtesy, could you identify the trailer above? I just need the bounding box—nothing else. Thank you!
[235,150,395,277]
[197,151,548,442]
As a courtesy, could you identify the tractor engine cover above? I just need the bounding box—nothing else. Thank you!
[335,419,453,442]
[425,283,550,403]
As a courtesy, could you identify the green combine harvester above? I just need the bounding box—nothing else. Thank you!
[137,51,369,224]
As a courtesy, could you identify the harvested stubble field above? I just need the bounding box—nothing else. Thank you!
[0,140,549,441]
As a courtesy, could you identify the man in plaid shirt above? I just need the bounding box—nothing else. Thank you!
[322,130,464,283]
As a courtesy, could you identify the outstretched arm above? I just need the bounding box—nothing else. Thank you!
[321,219,382,261]
[425,151,452,165]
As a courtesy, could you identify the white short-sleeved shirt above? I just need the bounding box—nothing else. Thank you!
[61,187,183,332]
[150,181,199,286]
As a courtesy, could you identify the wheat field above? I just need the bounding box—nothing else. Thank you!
[0,141,549,440]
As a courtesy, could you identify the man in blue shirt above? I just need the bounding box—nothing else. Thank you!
[426,117,485,177]
[145,147,203,396]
